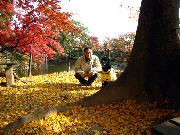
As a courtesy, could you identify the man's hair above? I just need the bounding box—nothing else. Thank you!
[84,47,92,52]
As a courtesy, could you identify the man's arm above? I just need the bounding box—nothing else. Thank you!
[74,57,85,77]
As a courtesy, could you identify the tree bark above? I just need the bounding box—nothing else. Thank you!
[123,0,180,100]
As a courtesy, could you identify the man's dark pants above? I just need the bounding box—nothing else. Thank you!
[75,73,97,85]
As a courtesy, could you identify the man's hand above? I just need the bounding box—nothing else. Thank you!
[84,71,92,78]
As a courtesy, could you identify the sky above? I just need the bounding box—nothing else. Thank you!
[61,0,142,43]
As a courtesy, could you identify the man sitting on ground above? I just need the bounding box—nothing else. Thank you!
[74,47,102,86]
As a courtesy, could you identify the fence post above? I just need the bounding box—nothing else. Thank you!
[28,52,32,76]
[67,51,71,72]
[108,49,111,59]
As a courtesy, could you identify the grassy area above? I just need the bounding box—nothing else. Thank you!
[0,71,179,134]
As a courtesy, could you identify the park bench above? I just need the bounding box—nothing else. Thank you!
[152,117,180,135]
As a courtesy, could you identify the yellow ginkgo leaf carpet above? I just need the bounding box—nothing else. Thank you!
[0,71,179,134]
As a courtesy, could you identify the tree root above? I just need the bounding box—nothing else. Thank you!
[2,105,69,135]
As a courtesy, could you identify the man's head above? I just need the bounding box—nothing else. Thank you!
[83,47,92,62]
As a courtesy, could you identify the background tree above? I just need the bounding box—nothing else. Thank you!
[54,20,99,64]
[57,20,93,54]
[102,32,135,69]
[90,36,101,51]
[47,20,101,73]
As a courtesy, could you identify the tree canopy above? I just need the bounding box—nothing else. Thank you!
[0,0,78,63]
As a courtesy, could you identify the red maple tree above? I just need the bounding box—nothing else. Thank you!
[0,0,77,63]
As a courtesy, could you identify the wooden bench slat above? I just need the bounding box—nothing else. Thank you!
[152,120,180,135]
[169,117,180,127]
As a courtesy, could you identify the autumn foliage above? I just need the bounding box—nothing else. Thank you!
[0,0,77,63]
[0,71,179,134]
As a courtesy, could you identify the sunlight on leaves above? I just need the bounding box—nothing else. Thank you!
[0,71,179,134]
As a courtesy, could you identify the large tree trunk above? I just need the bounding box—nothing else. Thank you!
[124,0,180,100]
[80,0,180,105]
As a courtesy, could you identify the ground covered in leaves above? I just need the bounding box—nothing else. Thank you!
[0,71,179,134]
